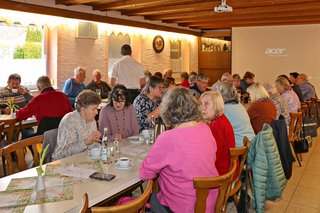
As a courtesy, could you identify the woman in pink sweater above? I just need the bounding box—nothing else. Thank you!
[139,87,219,213]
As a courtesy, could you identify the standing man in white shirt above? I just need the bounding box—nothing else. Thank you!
[111,44,146,103]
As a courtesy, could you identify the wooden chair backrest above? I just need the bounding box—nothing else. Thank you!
[228,137,250,196]
[2,135,43,175]
[194,160,237,213]
[2,118,21,145]
[288,112,303,143]
[0,122,4,140]
[80,193,89,213]
[90,180,153,213]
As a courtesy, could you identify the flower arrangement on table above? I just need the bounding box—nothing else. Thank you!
[5,97,19,112]
[35,144,50,192]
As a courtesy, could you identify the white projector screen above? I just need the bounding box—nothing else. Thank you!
[232,24,320,96]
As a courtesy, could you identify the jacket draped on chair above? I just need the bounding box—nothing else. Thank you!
[247,123,287,213]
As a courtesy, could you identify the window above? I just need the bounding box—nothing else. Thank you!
[170,40,182,72]
[108,33,130,77]
[0,23,46,89]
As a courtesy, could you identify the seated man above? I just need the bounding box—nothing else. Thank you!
[86,69,111,99]
[0,74,34,139]
[190,73,209,98]
[211,72,233,91]
[16,76,73,128]
[62,66,86,108]
[0,74,33,114]
[297,73,317,101]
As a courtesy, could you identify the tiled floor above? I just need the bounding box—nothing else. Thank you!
[227,130,320,213]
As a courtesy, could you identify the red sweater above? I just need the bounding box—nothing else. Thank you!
[180,79,190,88]
[209,114,236,175]
[16,87,73,123]
[247,100,277,134]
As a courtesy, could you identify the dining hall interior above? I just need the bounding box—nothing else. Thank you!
[0,0,320,212]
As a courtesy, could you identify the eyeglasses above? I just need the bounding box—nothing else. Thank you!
[113,99,126,103]
[154,85,165,90]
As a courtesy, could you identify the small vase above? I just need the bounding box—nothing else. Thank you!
[35,175,46,192]
[9,109,14,118]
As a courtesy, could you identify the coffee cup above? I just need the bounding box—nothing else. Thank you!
[88,147,101,160]
[141,130,149,139]
[11,88,18,93]
[118,157,130,167]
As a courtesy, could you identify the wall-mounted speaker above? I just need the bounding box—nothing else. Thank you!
[76,22,98,39]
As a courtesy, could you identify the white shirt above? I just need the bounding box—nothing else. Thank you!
[111,55,145,89]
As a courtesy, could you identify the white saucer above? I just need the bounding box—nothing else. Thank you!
[115,162,133,170]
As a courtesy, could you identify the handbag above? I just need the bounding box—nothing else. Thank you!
[293,138,309,153]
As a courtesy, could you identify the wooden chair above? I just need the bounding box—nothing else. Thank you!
[89,180,153,213]
[1,118,21,145]
[227,136,250,206]
[80,193,89,213]
[194,160,237,213]
[288,112,303,167]
[2,135,43,175]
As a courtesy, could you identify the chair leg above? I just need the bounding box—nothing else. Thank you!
[289,142,301,167]
[232,194,239,206]
[298,153,303,162]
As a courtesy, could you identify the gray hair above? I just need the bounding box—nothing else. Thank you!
[200,91,224,117]
[37,76,52,89]
[189,74,197,85]
[75,90,101,112]
[161,87,201,128]
[92,69,101,76]
[221,72,232,82]
[217,82,239,102]
[197,73,208,82]
[74,66,86,76]
[247,82,269,102]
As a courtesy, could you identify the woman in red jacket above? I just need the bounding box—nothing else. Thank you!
[200,91,236,175]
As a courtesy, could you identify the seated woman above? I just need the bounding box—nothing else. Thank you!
[218,82,255,147]
[133,76,164,132]
[139,87,219,213]
[275,77,301,113]
[200,91,236,175]
[247,83,277,134]
[52,90,101,160]
[263,82,290,130]
[99,85,139,141]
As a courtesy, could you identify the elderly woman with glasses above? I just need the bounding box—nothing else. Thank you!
[134,76,164,132]
[200,91,236,175]
[99,85,139,141]
[52,90,101,160]
[139,87,219,213]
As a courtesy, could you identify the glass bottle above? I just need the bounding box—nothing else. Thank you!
[101,127,108,163]
[149,116,156,144]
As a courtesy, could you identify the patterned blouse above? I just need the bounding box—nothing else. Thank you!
[52,111,98,160]
[133,93,161,132]
[270,93,290,130]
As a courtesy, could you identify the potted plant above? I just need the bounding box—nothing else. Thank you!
[5,97,19,118]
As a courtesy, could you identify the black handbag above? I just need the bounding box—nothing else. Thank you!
[293,138,309,153]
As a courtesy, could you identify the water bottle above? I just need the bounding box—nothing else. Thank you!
[101,128,108,163]
[149,116,155,144]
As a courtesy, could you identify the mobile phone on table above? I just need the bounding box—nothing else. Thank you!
[89,172,116,181]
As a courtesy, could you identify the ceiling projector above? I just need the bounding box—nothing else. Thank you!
[214,0,233,13]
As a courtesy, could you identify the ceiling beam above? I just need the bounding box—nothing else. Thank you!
[0,1,201,36]
[121,0,319,16]
[190,15,320,28]
[93,0,209,11]
[55,0,106,5]
[171,9,320,24]
[146,1,320,21]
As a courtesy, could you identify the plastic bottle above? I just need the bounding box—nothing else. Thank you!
[101,127,108,163]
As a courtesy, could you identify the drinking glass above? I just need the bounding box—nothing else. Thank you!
[96,89,101,96]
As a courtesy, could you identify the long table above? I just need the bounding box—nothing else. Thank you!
[0,114,38,130]
[0,140,150,213]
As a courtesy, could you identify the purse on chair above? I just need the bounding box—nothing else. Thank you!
[293,138,309,153]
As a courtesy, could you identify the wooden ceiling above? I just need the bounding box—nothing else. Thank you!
[54,0,320,32]
[1,0,320,36]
